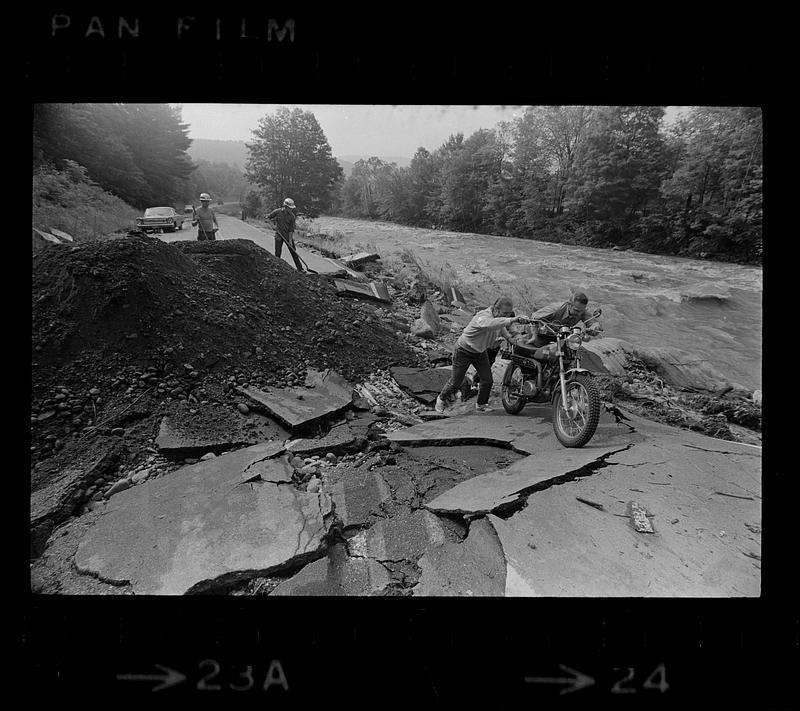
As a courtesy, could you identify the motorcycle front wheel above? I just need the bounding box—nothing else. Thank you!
[501,363,527,415]
[552,374,601,448]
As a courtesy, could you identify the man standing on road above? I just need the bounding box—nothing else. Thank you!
[192,193,219,241]
[436,296,528,414]
[266,198,304,271]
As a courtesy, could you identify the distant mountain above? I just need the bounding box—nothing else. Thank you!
[187,141,410,179]
[188,139,248,167]
[337,159,355,177]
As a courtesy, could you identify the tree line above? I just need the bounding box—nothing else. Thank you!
[337,107,762,263]
[32,104,762,263]
[33,103,196,208]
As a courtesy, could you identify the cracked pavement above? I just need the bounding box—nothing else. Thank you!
[31,397,761,597]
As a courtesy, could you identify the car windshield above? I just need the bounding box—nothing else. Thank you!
[144,208,173,217]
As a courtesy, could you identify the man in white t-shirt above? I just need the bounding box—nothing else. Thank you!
[436,296,528,413]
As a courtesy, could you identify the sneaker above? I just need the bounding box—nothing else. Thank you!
[435,396,447,414]
[475,403,494,412]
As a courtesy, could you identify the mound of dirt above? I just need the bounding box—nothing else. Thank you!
[31,236,420,471]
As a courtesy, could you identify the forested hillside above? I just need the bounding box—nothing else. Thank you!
[33,103,195,208]
[188,138,248,168]
[338,107,763,263]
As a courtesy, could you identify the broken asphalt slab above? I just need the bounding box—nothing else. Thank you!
[73,443,332,594]
[330,471,392,529]
[386,411,555,454]
[271,542,390,596]
[286,422,357,457]
[347,508,446,563]
[425,444,624,516]
[237,369,353,430]
[411,518,506,596]
[390,365,456,404]
[155,408,289,459]
[483,412,761,596]
[30,439,127,558]
[333,279,391,303]
[341,252,381,268]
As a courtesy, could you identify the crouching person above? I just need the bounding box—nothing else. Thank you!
[436,297,526,414]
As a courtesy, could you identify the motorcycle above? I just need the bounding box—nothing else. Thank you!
[499,311,602,448]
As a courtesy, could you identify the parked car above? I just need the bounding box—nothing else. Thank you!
[184,205,195,217]
[136,207,186,233]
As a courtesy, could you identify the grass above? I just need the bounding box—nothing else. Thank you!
[33,163,141,241]
[383,247,465,300]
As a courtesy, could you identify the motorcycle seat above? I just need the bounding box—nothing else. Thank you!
[512,344,538,359]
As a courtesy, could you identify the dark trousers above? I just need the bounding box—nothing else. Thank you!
[472,346,500,386]
[197,228,216,241]
[275,232,304,271]
[441,346,493,406]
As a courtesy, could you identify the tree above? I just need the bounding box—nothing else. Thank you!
[660,107,762,259]
[564,106,669,242]
[405,147,438,225]
[122,104,195,205]
[440,129,503,231]
[340,157,397,218]
[187,160,249,203]
[33,103,195,207]
[245,107,343,217]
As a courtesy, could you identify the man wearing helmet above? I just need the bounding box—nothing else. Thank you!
[267,198,303,271]
[192,193,219,241]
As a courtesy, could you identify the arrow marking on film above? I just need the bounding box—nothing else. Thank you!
[525,664,595,695]
[116,664,186,692]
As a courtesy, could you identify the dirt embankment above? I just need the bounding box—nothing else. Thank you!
[30,236,422,551]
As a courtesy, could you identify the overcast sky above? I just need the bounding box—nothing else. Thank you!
[175,104,688,158]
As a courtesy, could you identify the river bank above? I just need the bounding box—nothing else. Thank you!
[308,216,762,392]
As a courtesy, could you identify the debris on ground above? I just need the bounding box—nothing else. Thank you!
[629,501,655,533]
[236,370,353,430]
[342,252,381,268]
[333,279,391,303]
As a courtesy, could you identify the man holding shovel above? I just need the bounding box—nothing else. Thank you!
[267,198,304,271]
[192,193,219,241]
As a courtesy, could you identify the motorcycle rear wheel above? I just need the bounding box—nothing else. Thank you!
[501,363,527,415]
[552,374,600,448]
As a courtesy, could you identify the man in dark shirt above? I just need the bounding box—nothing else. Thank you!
[267,198,303,271]
[524,292,603,351]
[532,291,602,329]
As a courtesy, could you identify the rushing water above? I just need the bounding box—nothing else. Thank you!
[315,217,763,391]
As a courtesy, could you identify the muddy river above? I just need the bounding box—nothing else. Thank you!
[313,216,763,391]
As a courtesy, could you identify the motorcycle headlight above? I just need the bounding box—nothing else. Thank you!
[567,333,582,350]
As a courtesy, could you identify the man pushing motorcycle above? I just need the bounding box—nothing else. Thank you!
[436,296,530,414]
[496,290,605,448]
